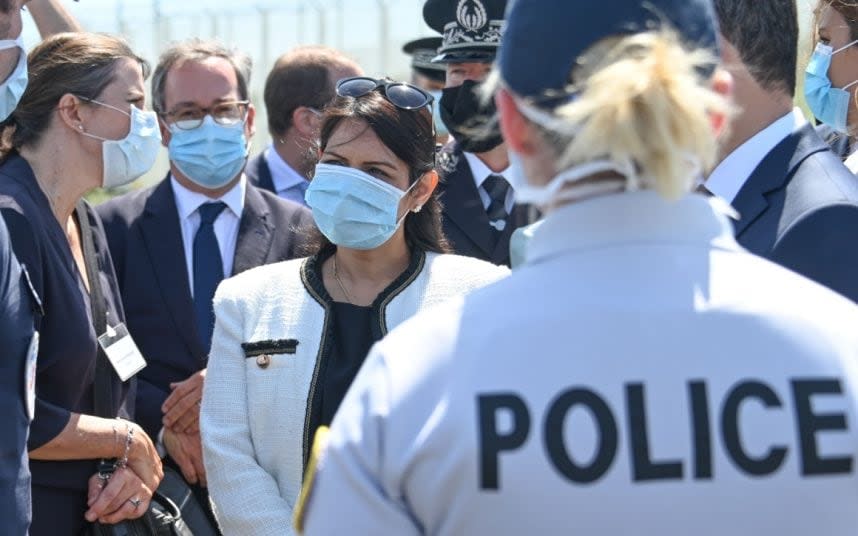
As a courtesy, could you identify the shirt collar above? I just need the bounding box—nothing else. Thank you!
[463,151,510,189]
[170,173,246,221]
[527,191,740,266]
[265,145,308,193]
[706,108,806,203]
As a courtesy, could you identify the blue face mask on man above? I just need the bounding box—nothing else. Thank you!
[168,115,248,189]
[0,35,28,122]
[306,163,420,250]
[805,40,858,133]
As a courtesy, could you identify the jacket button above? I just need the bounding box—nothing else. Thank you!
[256,354,271,369]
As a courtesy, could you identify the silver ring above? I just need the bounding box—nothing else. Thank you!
[129,497,142,509]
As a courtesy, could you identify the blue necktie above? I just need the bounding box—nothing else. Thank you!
[483,175,510,231]
[193,202,227,353]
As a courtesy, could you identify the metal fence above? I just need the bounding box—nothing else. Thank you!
[54,0,436,188]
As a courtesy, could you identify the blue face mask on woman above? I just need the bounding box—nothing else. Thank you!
[306,163,420,250]
[168,115,248,189]
[0,35,27,122]
[805,40,858,133]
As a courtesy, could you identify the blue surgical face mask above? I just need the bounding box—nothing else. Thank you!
[0,35,27,122]
[168,115,248,189]
[805,40,858,133]
[78,101,162,189]
[429,90,449,138]
[306,163,420,250]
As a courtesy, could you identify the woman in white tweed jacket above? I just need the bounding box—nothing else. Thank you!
[200,78,509,535]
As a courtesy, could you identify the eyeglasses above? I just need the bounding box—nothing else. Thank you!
[336,77,435,110]
[163,100,250,130]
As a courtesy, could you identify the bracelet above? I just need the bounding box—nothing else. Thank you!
[116,422,134,469]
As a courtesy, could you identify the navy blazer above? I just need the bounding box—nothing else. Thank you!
[246,152,276,194]
[436,143,533,266]
[0,215,37,535]
[0,154,132,535]
[97,177,314,439]
[733,123,858,303]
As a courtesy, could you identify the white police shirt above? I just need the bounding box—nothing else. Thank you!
[301,191,858,536]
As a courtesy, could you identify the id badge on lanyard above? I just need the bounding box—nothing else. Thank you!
[97,322,147,382]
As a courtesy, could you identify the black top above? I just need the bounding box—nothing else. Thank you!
[0,215,38,534]
[0,155,132,497]
[320,302,376,426]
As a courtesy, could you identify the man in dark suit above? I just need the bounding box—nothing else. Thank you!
[247,46,361,205]
[707,0,858,303]
[97,39,312,525]
[423,0,534,267]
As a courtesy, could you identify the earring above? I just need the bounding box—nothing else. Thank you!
[413,205,422,213]
[78,125,84,131]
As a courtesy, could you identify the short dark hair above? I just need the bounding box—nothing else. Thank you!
[264,46,358,137]
[308,90,450,256]
[714,0,798,96]
[152,39,251,114]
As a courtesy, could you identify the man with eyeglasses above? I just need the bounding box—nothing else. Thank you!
[96,39,313,530]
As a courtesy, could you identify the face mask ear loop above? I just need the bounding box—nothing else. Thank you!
[833,39,858,55]
[395,174,425,224]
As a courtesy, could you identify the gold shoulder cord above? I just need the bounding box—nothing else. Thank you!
[293,426,331,534]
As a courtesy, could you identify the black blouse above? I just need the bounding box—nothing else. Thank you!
[0,154,132,496]
[320,302,376,426]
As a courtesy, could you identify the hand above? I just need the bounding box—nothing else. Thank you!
[163,427,207,487]
[162,369,206,433]
[85,466,154,524]
[123,422,164,494]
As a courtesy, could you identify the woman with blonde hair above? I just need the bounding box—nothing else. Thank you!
[297,1,858,534]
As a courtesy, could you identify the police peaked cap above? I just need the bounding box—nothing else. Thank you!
[500,0,720,107]
[423,0,508,63]
[402,37,446,83]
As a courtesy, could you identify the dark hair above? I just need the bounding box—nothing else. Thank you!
[714,0,798,96]
[308,89,450,255]
[1,32,150,157]
[264,46,358,137]
[815,1,858,41]
[152,39,251,114]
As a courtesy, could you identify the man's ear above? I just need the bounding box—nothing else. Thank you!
[244,103,256,140]
[710,68,734,138]
[292,106,321,138]
[158,116,171,147]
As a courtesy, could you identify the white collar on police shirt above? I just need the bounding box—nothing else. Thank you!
[525,190,740,266]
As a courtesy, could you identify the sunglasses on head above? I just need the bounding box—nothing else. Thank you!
[336,76,435,110]
[335,76,439,169]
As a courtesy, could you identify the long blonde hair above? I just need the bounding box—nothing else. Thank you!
[508,29,730,201]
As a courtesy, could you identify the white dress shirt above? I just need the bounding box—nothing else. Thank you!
[264,146,309,206]
[464,151,515,213]
[705,108,807,203]
[845,149,858,174]
[303,191,858,536]
[171,174,246,297]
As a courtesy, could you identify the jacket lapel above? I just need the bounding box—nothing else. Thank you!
[232,185,275,275]
[139,177,205,359]
[732,123,830,237]
[440,146,497,258]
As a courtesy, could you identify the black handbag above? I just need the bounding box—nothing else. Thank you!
[76,201,193,536]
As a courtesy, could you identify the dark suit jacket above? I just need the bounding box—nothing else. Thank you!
[436,143,533,266]
[0,215,35,535]
[246,152,276,194]
[733,123,858,303]
[0,155,132,535]
[96,177,314,438]
[815,123,851,160]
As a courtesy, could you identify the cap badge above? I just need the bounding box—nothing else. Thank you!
[457,0,488,32]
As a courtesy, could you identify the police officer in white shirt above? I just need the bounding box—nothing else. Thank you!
[296,1,858,534]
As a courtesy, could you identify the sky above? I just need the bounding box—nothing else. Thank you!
[19,0,820,189]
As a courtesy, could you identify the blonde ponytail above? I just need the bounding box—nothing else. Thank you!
[545,30,730,200]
